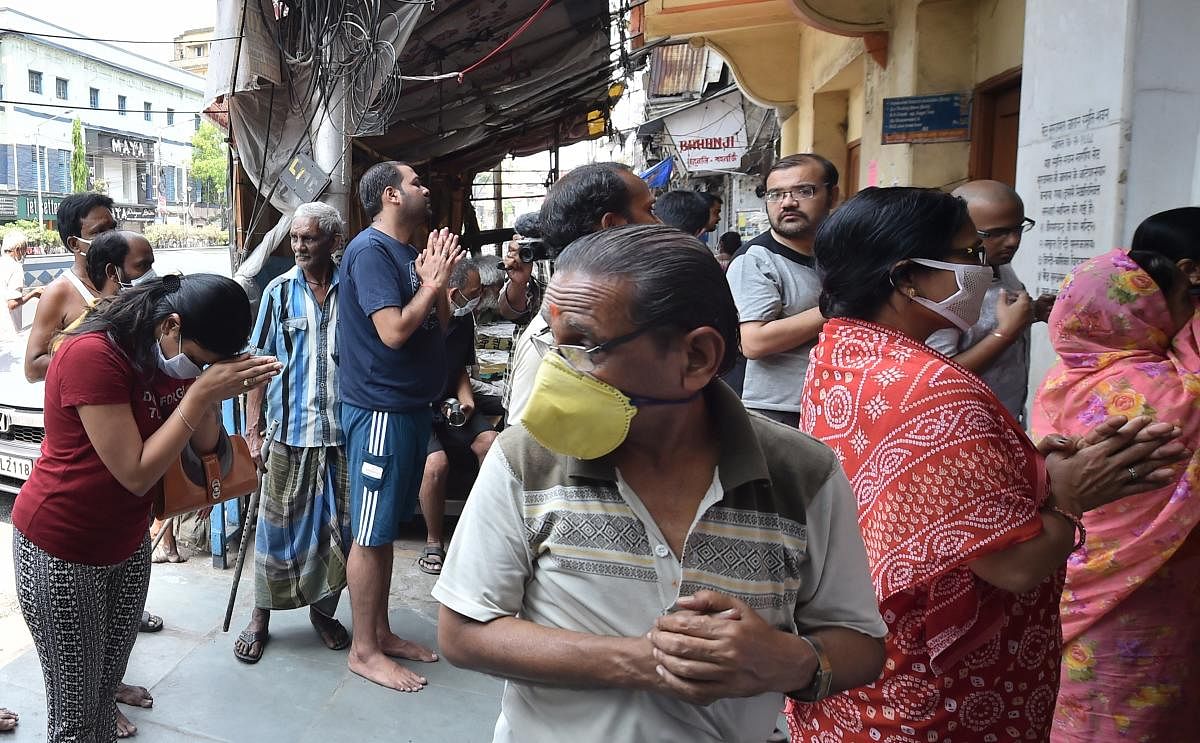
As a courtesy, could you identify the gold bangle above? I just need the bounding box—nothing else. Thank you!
[176,409,197,433]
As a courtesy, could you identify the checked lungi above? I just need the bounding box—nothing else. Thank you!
[254,442,351,610]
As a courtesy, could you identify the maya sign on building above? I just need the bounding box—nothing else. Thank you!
[665,91,747,173]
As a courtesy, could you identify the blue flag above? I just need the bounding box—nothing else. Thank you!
[640,158,673,189]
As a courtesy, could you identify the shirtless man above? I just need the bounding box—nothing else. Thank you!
[24,193,159,738]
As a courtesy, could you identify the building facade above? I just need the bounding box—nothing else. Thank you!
[171,27,214,77]
[0,8,209,232]
[640,0,1200,414]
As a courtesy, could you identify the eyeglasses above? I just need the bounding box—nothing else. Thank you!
[977,218,1036,240]
[947,240,988,265]
[764,184,826,202]
[530,325,652,373]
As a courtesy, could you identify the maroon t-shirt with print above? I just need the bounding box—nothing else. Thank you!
[13,332,192,565]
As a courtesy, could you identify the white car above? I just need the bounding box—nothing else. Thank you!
[0,332,44,493]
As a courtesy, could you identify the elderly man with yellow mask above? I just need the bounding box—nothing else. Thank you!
[433,224,888,743]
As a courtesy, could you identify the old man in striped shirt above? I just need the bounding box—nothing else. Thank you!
[234,201,350,664]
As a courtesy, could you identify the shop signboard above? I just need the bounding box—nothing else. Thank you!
[665,91,747,173]
[882,92,972,144]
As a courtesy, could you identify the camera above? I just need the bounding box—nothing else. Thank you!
[441,398,467,427]
[514,211,551,264]
[517,237,552,264]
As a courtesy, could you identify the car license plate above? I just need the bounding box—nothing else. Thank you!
[0,453,32,479]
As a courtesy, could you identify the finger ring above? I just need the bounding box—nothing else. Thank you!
[1127,466,1139,482]
[242,379,251,389]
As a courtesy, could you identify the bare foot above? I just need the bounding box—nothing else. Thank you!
[378,632,438,662]
[0,707,17,732]
[115,708,137,738]
[348,650,428,693]
[151,546,171,564]
[115,682,153,709]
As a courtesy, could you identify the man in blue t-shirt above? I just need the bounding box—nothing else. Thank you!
[337,160,462,693]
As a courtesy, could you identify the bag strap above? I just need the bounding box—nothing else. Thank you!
[201,452,223,502]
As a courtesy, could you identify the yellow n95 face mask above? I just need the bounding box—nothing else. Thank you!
[521,352,638,460]
[521,351,702,460]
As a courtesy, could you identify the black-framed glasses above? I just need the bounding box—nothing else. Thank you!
[530,325,652,373]
[977,218,1036,240]
[764,184,827,202]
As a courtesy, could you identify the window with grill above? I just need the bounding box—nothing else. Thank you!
[55,77,68,100]
[27,70,41,94]
[118,95,127,115]
[167,108,175,126]
[89,87,99,109]
[144,102,152,122]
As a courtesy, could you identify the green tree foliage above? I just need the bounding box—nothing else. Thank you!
[0,220,63,249]
[190,121,228,205]
[70,118,88,193]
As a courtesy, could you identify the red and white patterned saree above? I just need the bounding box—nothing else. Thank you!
[788,317,1064,743]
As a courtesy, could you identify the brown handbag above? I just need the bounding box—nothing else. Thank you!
[155,432,260,519]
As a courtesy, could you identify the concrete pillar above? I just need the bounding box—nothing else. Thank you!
[1012,0,1200,389]
[909,0,974,189]
[813,90,850,178]
[780,111,801,156]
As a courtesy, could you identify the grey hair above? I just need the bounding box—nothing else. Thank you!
[449,255,481,289]
[554,224,740,374]
[475,257,505,288]
[293,202,345,240]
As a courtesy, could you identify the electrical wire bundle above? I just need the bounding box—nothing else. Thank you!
[261,0,421,137]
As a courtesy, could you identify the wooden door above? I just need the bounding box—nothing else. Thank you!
[969,69,1022,186]
[988,86,1020,186]
[845,139,861,200]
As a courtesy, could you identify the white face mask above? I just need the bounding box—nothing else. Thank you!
[909,258,995,331]
[117,268,157,290]
[156,331,203,379]
[451,292,480,317]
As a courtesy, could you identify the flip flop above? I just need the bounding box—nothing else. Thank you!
[234,629,269,664]
[138,611,164,633]
[310,611,351,651]
[417,545,445,575]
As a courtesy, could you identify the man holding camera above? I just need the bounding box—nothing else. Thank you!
[505,162,659,424]
[416,257,498,575]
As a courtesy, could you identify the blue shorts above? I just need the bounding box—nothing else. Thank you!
[342,403,432,547]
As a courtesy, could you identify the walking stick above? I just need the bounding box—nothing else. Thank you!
[149,516,175,554]
[222,419,280,632]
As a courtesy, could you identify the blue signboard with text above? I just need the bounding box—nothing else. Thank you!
[882,93,972,144]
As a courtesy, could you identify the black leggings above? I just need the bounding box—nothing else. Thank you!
[14,530,150,743]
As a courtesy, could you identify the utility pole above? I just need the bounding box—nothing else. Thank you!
[34,136,43,228]
[492,165,503,229]
[312,82,349,225]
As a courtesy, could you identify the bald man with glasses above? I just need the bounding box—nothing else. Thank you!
[926,180,1056,425]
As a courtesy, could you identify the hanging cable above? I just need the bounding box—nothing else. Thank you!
[455,0,558,83]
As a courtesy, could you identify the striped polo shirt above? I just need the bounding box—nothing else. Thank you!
[433,381,887,743]
[250,266,342,448]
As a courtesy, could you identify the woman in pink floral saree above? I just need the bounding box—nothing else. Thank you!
[1032,245,1200,741]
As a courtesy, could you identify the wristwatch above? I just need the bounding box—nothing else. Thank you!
[787,634,833,702]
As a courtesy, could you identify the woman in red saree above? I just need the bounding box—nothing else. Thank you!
[1031,226,1200,740]
[787,187,1187,743]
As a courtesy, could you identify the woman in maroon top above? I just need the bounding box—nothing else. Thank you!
[11,273,280,743]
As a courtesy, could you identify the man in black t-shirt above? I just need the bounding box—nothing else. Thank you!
[416,257,498,574]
